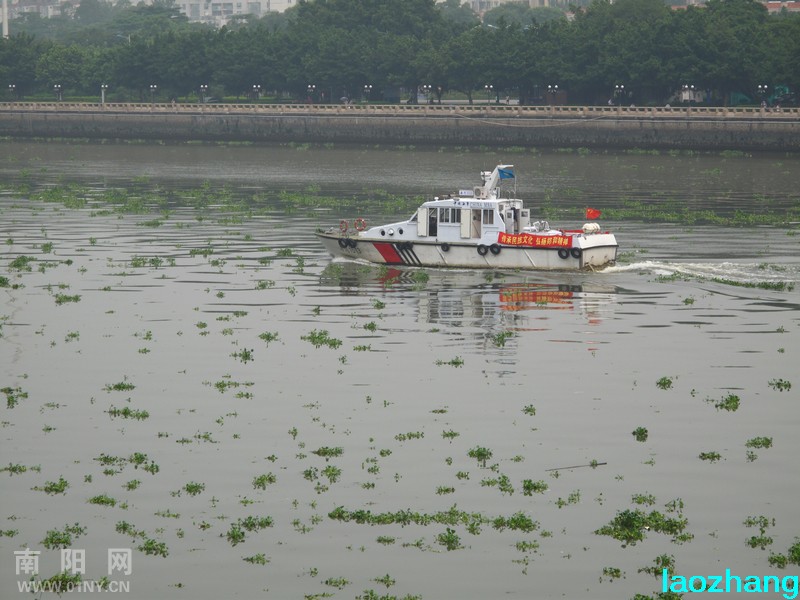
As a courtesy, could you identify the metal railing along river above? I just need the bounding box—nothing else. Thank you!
[2,101,798,121]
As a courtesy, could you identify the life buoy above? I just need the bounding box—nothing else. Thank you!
[338,238,348,249]
[354,218,367,231]
[477,244,489,256]
[490,244,501,255]
[441,243,450,252]
[570,248,582,259]
[558,249,570,259]
[339,220,348,233]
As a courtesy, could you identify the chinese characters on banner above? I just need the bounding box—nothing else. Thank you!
[497,232,572,248]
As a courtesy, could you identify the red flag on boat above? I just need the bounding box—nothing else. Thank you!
[585,207,601,220]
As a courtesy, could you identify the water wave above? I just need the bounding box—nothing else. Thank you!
[607,260,799,284]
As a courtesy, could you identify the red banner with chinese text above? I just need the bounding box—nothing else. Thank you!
[498,232,572,248]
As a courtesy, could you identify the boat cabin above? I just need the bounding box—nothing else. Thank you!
[413,196,530,242]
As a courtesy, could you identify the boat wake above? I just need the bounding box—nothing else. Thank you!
[606,260,799,286]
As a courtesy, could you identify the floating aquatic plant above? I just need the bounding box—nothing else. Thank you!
[104,379,135,392]
[54,293,81,305]
[435,356,464,367]
[745,436,773,449]
[138,538,169,557]
[768,379,791,392]
[34,476,70,495]
[637,553,676,577]
[302,329,342,349]
[41,523,86,549]
[707,394,740,412]
[595,502,690,547]
[8,255,35,271]
[3,386,28,409]
[259,331,279,344]
[698,451,722,462]
[253,473,277,490]
[522,480,548,495]
[437,528,462,551]
[468,446,492,467]
[656,376,674,390]
[107,406,150,420]
[243,553,269,565]
[231,348,254,363]
[311,447,343,460]
[183,482,205,496]
[88,494,117,507]
[492,331,514,347]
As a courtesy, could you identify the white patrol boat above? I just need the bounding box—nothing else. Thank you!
[316,165,618,270]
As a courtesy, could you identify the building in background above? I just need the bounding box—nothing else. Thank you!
[3,0,798,32]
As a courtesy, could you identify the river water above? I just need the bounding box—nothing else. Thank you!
[1,141,799,599]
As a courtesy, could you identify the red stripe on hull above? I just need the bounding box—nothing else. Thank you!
[373,242,404,264]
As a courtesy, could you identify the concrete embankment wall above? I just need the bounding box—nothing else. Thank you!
[1,105,799,151]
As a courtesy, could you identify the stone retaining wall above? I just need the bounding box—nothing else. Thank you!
[1,103,798,151]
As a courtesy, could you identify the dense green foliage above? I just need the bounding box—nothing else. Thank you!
[1,0,797,105]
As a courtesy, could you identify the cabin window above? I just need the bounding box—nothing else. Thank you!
[482,210,494,225]
[437,208,461,224]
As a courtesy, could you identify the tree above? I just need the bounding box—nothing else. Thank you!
[35,44,96,96]
[438,0,480,31]
[0,33,53,98]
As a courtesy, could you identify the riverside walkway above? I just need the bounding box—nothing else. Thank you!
[2,102,798,151]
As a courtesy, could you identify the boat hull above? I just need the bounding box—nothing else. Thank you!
[316,232,617,271]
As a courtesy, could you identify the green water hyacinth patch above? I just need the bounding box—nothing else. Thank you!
[595,505,690,547]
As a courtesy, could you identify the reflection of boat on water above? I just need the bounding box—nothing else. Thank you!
[418,282,617,327]
[498,283,578,310]
[317,165,618,271]
[319,262,617,327]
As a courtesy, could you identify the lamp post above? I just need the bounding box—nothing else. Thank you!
[54,84,62,102]
[757,84,768,108]
[8,84,15,101]
[149,84,157,104]
[682,84,696,107]
[547,84,558,106]
[252,84,261,101]
[100,83,108,104]
[199,84,208,103]
[363,84,372,102]
[484,83,493,104]
[421,84,431,104]
[614,84,624,106]
[307,84,315,104]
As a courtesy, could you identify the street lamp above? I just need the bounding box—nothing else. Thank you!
[149,84,157,104]
[54,84,62,102]
[682,84,696,107]
[8,84,15,101]
[100,83,108,104]
[199,84,208,103]
[547,84,558,105]
[757,84,768,108]
[363,84,372,102]
[484,84,493,104]
[614,84,624,106]
[307,84,316,103]
[252,84,261,101]
[421,84,432,104]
